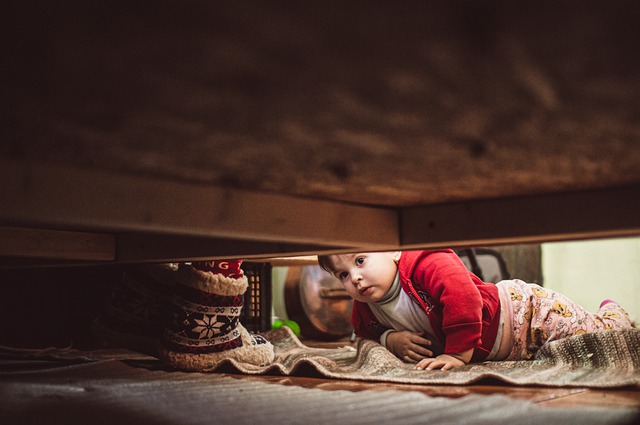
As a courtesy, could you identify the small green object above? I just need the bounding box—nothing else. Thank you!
[283,320,301,336]
[272,319,300,335]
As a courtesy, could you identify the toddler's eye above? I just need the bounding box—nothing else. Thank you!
[339,272,349,279]
[355,257,364,266]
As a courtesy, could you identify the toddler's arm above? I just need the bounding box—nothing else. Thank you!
[415,348,474,371]
[385,331,434,363]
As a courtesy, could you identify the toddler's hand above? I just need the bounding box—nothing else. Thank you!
[385,331,433,363]
[415,353,468,371]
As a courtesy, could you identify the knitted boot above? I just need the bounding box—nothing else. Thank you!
[92,263,178,356]
[160,260,274,370]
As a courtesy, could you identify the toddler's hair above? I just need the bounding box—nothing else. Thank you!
[317,255,336,274]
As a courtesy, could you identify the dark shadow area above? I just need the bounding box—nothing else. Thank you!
[0,265,123,349]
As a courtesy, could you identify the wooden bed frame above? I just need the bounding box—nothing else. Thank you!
[2,1,639,266]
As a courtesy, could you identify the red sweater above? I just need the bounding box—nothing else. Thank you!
[350,250,501,362]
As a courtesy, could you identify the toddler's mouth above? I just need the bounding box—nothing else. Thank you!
[359,287,371,296]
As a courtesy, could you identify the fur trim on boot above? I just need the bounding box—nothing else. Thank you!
[160,262,274,370]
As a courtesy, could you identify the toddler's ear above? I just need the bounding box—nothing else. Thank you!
[392,251,402,263]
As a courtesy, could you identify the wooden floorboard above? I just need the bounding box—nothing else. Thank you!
[224,373,640,409]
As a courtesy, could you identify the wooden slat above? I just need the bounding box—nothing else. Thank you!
[0,159,399,250]
[3,159,639,263]
[400,186,640,249]
[117,233,341,263]
[0,227,115,261]
[260,256,319,266]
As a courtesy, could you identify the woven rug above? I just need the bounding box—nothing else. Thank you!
[2,327,639,388]
[210,327,640,388]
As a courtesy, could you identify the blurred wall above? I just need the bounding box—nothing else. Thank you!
[542,237,640,323]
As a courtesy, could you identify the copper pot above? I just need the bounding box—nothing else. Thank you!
[284,265,353,340]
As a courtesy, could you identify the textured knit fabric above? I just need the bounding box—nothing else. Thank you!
[159,262,274,370]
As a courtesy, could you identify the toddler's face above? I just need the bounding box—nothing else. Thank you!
[328,252,400,303]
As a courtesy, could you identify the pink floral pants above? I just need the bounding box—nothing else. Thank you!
[497,279,634,360]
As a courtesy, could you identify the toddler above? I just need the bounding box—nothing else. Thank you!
[318,250,633,370]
